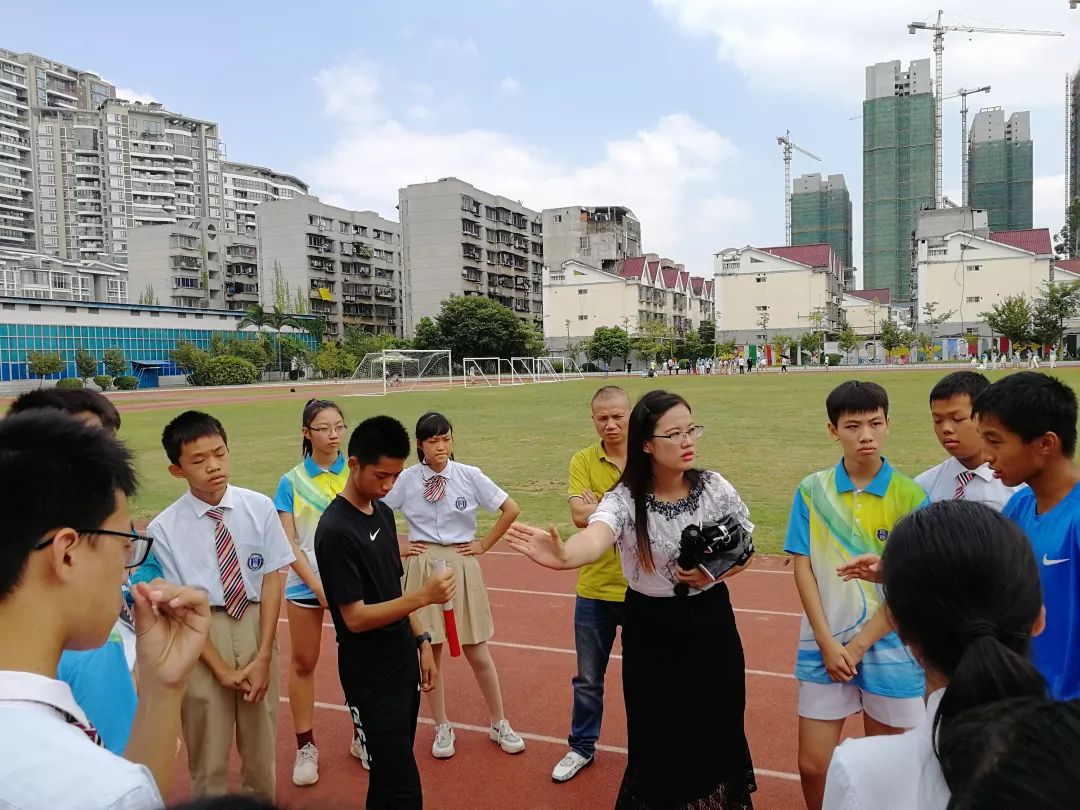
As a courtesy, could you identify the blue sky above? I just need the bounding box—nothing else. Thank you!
[7,1,1079,283]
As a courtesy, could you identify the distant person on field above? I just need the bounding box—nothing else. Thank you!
[0,411,210,809]
[915,372,1021,510]
[150,411,294,800]
[551,386,629,783]
[784,381,928,810]
[825,500,1048,810]
[975,373,1080,700]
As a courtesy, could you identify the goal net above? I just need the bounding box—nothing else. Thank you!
[510,356,586,384]
[344,349,452,396]
[463,357,519,387]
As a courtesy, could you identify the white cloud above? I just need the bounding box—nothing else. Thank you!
[407,104,434,121]
[113,87,158,104]
[652,1,1075,109]
[434,36,479,56]
[1034,173,1067,235]
[498,76,521,95]
[302,61,749,277]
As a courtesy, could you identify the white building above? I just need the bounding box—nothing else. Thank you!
[221,161,308,238]
[913,227,1054,338]
[714,243,845,343]
[0,248,126,302]
[843,288,907,334]
[543,254,713,350]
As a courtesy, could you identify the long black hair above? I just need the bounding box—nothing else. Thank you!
[881,500,1046,793]
[301,398,344,458]
[415,411,454,465]
[616,390,698,573]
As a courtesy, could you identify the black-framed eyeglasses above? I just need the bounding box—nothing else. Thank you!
[34,528,154,570]
[651,425,705,442]
[307,423,348,436]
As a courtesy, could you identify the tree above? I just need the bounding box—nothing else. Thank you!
[271,261,290,311]
[917,332,935,361]
[293,288,308,315]
[169,340,210,379]
[237,304,304,374]
[227,336,271,371]
[806,308,825,334]
[879,320,904,362]
[866,298,882,359]
[412,317,445,350]
[898,328,918,362]
[302,315,327,348]
[837,327,861,363]
[630,319,672,364]
[313,342,356,379]
[1053,198,1080,259]
[137,283,159,306]
[344,326,399,360]
[1031,280,1080,353]
[772,335,794,365]
[26,351,64,386]
[715,338,738,360]
[980,295,1033,349]
[434,296,541,360]
[103,347,126,378]
[677,329,706,365]
[922,301,956,339]
[516,320,545,358]
[756,310,771,345]
[798,331,824,364]
[74,347,97,381]
[584,326,630,371]
[697,320,716,345]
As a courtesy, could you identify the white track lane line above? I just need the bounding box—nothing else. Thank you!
[484,550,794,575]
[485,586,801,617]
[290,697,800,782]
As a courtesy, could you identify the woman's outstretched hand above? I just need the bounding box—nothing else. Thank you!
[506,522,566,570]
[836,554,883,583]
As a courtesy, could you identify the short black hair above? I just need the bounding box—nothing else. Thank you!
[591,385,629,407]
[415,411,453,465]
[161,411,228,465]
[972,372,1078,458]
[347,416,410,465]
[929,371,990,405]
[0,410,137,600]
[8,388,121,433]
[825,380,889,425]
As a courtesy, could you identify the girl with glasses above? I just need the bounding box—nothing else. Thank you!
[509,390,757,809]
[273,399,357,786]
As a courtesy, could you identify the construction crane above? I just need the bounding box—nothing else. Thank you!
[777,130,821,246]
[907,10,1063,208]
[957,85,991,206]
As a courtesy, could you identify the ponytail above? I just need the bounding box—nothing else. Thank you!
[880,501,1046,794]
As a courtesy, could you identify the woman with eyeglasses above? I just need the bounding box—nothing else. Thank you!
[508,390,757,809]
[272,399,356,787]
[380,411,526,760]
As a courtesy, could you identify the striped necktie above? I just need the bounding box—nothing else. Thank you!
[63,710,103,747]
[207,507,248,620]
[424,474,448,503]
[954,470,976,500]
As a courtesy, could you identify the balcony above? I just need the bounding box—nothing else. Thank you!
[462,268,483,283]
[171,257,203,271]
[226,245,257,259]
[374,287,396,301]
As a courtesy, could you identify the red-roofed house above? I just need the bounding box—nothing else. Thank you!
[989,229,1053,257]
[714,243,845,338]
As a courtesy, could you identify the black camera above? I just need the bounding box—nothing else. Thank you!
[674,515,754,596]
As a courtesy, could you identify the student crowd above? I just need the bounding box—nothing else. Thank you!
[0,369,1078,810]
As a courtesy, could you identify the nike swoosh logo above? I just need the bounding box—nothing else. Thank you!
[1043,555,1070,566]
[369,529,381,542]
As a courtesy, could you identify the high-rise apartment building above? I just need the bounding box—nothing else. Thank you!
[863,59,935,304]
[222,161,308,238]
[399,177,544,335]
[968,108,1033,232]
[791,173,853,270]
[0,53,34,252]
[541,205,641,273]
[1070,68,1080,206]
[256,195,403,341]
[0,247,127,302]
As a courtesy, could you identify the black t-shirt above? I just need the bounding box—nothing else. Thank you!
[314,496,413,680]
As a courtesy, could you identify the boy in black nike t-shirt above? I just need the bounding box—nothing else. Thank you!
[315,416,455,809]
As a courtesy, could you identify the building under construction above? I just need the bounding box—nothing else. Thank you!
[863,59,935,305]
[791,173,853,270]
[968,108,1033,231]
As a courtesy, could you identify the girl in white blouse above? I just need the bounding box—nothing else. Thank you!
[509,390,757,809]
[824,500,1047,810]
[381,411,524,761]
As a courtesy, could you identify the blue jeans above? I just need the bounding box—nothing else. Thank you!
[569,595,625,758]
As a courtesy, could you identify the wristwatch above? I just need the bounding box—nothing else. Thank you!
[416,631,432,649]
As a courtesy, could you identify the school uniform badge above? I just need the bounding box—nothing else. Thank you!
[247,552,265,571]
[455,497,467,510]
[876,529,889,542]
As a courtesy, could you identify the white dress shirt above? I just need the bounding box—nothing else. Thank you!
[148,485,294,606]
[915,458,1021,511]
[0,670,162,809]
[381,460,508,544]
[823,689,950,810]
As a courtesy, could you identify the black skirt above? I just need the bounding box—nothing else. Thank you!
[616,584,756,810]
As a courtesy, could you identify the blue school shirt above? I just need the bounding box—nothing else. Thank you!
[1003,483,1080,700]
[57,623,137,754]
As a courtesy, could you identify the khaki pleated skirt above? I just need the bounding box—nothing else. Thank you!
[401,545,494,646]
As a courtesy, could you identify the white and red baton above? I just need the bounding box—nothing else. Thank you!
[433,559,461,657]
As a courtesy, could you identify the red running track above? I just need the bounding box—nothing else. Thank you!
[164,553,863,809]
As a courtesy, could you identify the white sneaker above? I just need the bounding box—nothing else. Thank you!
[292,743,319,786]
[432,723,456,759]
[350,735,370,771]
[552,750,593,782]
[490,719,525,754]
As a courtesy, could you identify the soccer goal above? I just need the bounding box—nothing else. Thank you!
[463,357,518,387]
[344,349,452,396]
[510,356,586,384]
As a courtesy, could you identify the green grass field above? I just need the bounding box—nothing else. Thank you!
[119,368,1080,555]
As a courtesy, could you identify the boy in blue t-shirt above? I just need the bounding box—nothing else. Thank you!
[974,371,1080,700]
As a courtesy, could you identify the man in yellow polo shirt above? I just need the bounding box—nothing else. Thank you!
[551,386,629,783]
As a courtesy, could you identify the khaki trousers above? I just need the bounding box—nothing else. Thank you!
[181,604,278,800]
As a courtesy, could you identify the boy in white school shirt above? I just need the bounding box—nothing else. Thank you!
[916,372,1021,509]
[0,410,211,810]
[149,411,295,801]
